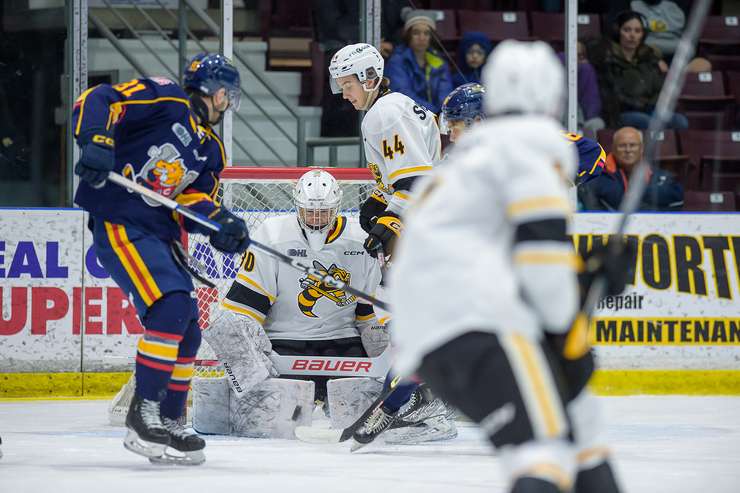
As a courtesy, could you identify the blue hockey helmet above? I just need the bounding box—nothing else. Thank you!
[439,82,486,135]
[184,53,242,111]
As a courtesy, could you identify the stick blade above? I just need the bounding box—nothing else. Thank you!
[294,426,344,444]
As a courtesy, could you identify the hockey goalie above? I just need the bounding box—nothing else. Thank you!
[191,170,390,438]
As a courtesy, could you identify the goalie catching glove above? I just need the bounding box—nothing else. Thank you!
[363,212,402,258]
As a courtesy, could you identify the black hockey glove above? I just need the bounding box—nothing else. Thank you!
[546,327,595,402]
[363,212,402,258]
[209,208,250,254]
[577,240,636,304]
[75,136,115,189]
[359,189,388,234]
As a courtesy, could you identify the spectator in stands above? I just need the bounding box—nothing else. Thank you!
[578,126,683,211]
[631,0,686,58]
[557,41,605,139]
[591,10,689,129]
[451,32,492,88]
[385,10,453,114]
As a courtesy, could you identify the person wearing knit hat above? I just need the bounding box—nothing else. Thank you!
[385,9,453,114]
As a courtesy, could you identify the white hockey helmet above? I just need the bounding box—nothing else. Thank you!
[293,170,343,251]
[328,43,384,94]
[482,40,565,118]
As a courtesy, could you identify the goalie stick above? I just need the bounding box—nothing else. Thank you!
[576,0,711,338]
[106,172,390,311]
[293,374,410,444]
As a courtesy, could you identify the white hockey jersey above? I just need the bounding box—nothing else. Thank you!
[222,215,383,341]
[362,91,441,215]
[390,115,580,375]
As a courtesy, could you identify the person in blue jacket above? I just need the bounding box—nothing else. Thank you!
[451,31,492,88]
[579,126,683,211]
[384,10,453,114]
[72,53,250,464]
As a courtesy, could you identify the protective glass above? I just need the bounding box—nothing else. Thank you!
[225,86,242,112]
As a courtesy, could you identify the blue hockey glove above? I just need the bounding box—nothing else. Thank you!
[209,208,250,254]
[75,139,115,188]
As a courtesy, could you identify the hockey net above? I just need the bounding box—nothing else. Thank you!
[108,167,375,425]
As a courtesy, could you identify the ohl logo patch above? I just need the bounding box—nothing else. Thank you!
[297,260,356,318]
[123,143,199,207]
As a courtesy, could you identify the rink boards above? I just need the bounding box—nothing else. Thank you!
[1,208,739,397]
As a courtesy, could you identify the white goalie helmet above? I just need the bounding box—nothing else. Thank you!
[328,43,384,94]
[483,40,565,119]
[293,169,343,251]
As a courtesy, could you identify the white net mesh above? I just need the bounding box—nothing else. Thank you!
[189,168,375,372]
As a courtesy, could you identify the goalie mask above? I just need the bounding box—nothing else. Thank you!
[294,170,343,251]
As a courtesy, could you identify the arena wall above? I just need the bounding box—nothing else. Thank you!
[1,209,739,397]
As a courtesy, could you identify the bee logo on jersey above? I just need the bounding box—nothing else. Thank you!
[123,143,199,206]
[368,162,391,194]
[297,260,356,317]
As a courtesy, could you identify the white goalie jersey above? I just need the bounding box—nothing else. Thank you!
[363,91,441,215]
[390,115,580,375]
[222,215,383,341]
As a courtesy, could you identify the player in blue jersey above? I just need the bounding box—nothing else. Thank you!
[562,131,606,185]
[73,53,249,464]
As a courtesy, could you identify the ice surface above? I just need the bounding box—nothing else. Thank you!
[1,396,739,492]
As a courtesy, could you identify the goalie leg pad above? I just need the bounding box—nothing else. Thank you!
[201,310,275,397]
[326,377,383,430]
[192,376,231,435]
[230,378,314,439]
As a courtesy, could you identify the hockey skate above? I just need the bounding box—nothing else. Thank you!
[149,417,206,466]
[123,394,170,459]
[350,404,397,452]
[385,385,457,445]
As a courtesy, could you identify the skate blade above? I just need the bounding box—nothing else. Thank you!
[349,435,384,453]
[123,429,168,459]
[384,418,458,445]
[149,448,205,466]
[349,438,367,453]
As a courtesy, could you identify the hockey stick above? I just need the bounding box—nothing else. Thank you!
[294,373,408,444]
[574,0,711,349]
[106,172,390,311]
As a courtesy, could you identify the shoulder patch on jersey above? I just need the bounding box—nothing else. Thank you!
[171,122,192,147]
